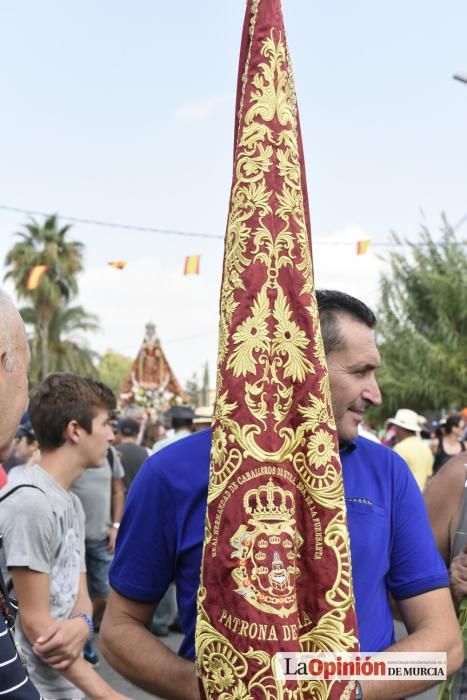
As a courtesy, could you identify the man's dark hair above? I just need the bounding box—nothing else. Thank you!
[172,417,193,431]
[165,405,194,432]
[119,418,140,437]
[29,373,116,451]
[316,289,377,355]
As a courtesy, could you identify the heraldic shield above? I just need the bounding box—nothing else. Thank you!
[230,478,304,618]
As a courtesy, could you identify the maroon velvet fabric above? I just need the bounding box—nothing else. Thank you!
[196,2,358,698]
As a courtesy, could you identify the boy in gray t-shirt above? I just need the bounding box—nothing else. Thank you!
[0,374,129,700]
[0,465,85,698]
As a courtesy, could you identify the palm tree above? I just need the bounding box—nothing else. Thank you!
[4,215,84,378]
[21,304,100,382]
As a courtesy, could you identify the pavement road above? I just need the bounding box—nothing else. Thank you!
[93,622,440,699]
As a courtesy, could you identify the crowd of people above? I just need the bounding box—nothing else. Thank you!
[0,286,466,699]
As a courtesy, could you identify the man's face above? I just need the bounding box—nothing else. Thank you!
[81,409,114,468]
[0,317,30,460]
[326,314,382,442]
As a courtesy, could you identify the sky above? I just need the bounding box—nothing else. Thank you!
[0,1,466,387]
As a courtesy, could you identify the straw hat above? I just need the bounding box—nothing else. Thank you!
[193,406,214,425]
[388,408,422,433]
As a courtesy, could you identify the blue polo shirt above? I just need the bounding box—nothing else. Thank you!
[110,429,448,659]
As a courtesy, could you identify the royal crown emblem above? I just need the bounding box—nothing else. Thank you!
[230,478,303,618]
[244,478,295,522]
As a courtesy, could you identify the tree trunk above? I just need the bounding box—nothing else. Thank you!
[39,318,49,380]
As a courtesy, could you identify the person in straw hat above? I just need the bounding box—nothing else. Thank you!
[389,408,434,490]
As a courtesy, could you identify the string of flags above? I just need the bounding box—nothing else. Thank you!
[107,255,201,275]
[25,243,372,290]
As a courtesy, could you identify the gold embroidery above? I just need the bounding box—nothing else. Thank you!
[230,479,303,617]
[198,6,357,697]
[228,286,270,378]
[324,511,356,611]
[196,603,280,700]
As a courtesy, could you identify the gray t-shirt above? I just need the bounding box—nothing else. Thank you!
[72,447,125,541]
[0,465,86,699]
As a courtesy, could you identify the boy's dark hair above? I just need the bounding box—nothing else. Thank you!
[316,289,377,355]
[29,373,116,451]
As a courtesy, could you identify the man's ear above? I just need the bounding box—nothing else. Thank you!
[0,345,8,371]
[65,420,82,445]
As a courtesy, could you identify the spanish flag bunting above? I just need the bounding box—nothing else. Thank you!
[356,239,371,255]
[107,261,127,270]
[26,265,48,290]
[183,255,200,275]
[195,2,358,699]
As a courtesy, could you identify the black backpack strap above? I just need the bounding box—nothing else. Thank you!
[0,484,46,503]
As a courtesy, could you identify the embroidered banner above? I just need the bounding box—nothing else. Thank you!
[196,2,359,698]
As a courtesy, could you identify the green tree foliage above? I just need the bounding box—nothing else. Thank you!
[98,351,133,396]
[374,217,467,420]
[21,305,100,383]
[4,215,84,379]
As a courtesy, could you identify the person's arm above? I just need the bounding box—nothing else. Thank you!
[34,571,93,665]
[13,568,89,666]
[73,571,93,616]
[424,454,467,607]
[360,588,463,700]
[108,478,125,552]
[424,455,465,560]
[12,568,130,700]
[100,589,199,700]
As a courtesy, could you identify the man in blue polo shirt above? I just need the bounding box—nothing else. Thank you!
[101,291,463,700]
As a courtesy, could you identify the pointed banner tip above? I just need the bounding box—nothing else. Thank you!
[107,261,127,269]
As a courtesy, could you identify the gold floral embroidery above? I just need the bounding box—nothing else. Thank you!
[300,609,358,653]
[306,429,337,468]
[298,394,335,433]
[227,286,270,377]
[271,287,314,383]
[210,658,236,692]
[212,427,228,466]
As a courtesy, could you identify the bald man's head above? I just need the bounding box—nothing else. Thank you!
[0,289,30,459]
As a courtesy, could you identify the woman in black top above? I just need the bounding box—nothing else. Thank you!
[431,414,466,473]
